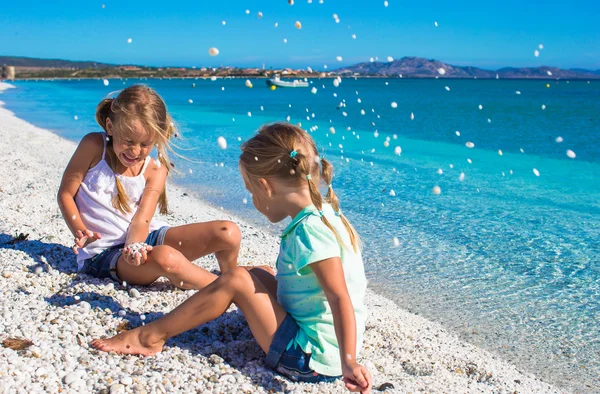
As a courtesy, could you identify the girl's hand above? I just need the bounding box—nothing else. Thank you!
[123,243,153,266]
[342,361,372,394]
[72,230,102,255]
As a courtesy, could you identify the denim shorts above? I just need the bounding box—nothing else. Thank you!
[264,314,341,383]
[80,226,170,282]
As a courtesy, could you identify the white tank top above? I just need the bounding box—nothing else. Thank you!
[75,134,167,270]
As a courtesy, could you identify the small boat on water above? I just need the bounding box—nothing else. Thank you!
[266,75,309,88]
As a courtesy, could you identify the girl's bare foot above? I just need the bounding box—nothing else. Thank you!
[90,326,165,356]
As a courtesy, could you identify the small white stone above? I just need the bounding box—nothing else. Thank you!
[465,142,475,148]
[74,115,78,120]
[103,79,109,86]
[208,47,219,56]
[455,131,460,136]
[217,136,227,150]
[410,112,414,120]
[566,150,576,159]
[391,102,398,108]
[534,50,540,57]
[392,237,400,247]
[394,146,401,156]
[121,376,133,386]
[311,87,317,94]
[478,104,483,110]
[129,288,141,298]
[458,172,465,182]
[387,56,394,62]
[555,136,563,143]
[118,310,127,317]
[542,104,546,110]
[437,169,443,175]
[437,68,446,75]
[533,168,540,177]
[432,186,441,195]
[498,149,503,156]
[127,38,132,44]
[389,189,396,196]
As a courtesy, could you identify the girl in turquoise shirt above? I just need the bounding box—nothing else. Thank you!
[92,123,372,393]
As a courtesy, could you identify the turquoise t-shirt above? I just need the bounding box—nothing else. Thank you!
[276,203,367,376]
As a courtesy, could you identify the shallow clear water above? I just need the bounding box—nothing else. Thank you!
[3,78,599,391]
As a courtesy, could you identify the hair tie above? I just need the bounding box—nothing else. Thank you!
[318,210,324,217]
[328,184,333,189]
[290,150,298,159]
[305,174,312,181]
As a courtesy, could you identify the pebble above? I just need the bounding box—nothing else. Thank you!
[110,383,126,394]
[121,376,133,386]
[64,371,85,385]
[129,288,141,298]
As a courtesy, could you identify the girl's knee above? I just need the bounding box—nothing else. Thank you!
[215,221,241,248]
[221,266,253,292]
[149,245,186,273]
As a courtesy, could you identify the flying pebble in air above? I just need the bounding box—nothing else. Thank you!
[432,186,441,195]
[455,131,460,136]
[555,136,563,143]
[74,116,78,120]
[258,11,263,18]
[311,87,317,94]
[283,38,287,43]
[445,86,450,91]
[566,150,576,159]
[336,56,343,61]
[352,34,357,39]
[437,169,443,175]
[410,112,414,120]
[478,104,483,110]
[465,142,475,148]
[541,104,546,110]
[188,99,193,104]
[438,68,446,75]
[533,168,540,176]
[458,172,465,182]
[389,189,396,196]
[329,127,336,134]
[392,237,400,247]
[247,112,252,117]
[222,21,226,25]
[434,21,438,27]
[391,102,398,108]
[209,47,219,56]
[217,137,227,149]
[534,50,540,57]
[394,146,402,155]
[245,79,253,88]
[498,150,503,156]
[127,38,132,44]
[295,21,302,29]
[384,1,389,6]
[103,79,109,86]
[387,56,394,62]
[515,91,521,95]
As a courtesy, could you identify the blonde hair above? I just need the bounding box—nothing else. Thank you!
[240,123,360,252]
[95,85,176,215]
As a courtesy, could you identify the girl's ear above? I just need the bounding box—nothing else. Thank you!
[258,178,274,198]
[106,118,113,136]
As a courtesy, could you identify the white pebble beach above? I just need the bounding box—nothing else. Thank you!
[0,82,566,393]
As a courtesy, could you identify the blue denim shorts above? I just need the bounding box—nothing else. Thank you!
[80,226,170,282]
[264,314,341,383]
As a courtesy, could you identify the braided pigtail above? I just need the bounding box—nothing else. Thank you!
[321,157,361,252]
[294,151,347,249]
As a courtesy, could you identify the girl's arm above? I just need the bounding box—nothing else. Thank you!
[57,133,103,253]
[312,258,372,394]
[124,160,167,259]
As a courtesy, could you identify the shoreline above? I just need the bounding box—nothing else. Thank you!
[0,82,566,393]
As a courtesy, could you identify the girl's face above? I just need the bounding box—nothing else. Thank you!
[241,168,289,223]
[107,118,155,169]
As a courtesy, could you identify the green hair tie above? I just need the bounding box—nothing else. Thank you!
[306,174,312,181]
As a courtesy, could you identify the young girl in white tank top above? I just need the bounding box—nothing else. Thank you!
[58,85,265,290]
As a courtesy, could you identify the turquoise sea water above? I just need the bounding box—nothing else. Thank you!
[2,78,599,391]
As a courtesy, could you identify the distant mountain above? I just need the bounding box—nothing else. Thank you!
[337,57,600,79]
[0,56,118,69]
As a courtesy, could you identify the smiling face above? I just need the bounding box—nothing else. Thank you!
[107,118,155,169]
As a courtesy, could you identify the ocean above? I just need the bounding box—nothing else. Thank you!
[2,77,599,391]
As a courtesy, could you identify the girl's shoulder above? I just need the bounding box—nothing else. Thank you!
[78,132,105,168]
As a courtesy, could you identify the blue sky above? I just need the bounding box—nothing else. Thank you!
[1,0,599,70]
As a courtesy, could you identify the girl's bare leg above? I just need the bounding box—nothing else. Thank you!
[91,267,287,355]
[163,221,241,273]
[116,245,216,290]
